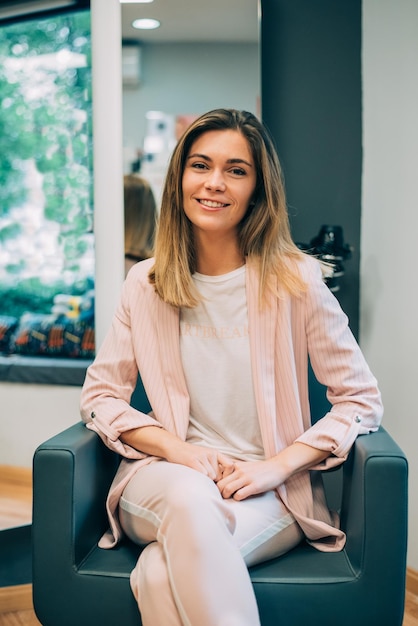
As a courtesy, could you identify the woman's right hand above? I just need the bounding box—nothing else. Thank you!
[121,425,234,482]
[166,439,235,482]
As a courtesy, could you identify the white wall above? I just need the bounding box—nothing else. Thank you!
[361,0,418,570]
[0,383,81,467]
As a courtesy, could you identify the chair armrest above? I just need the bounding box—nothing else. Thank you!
[341,427,408,585]
[33,421,119,569]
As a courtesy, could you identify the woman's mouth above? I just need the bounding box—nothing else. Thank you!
[198,199,229,209]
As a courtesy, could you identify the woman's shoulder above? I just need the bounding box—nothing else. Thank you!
[293,253,337,302]
[125,257,155,283]
[295,252,323,278]
[122,258,156,301]
[273,251,323,286]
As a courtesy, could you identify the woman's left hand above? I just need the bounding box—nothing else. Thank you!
[215,457,287,500]
[216,442,330,500]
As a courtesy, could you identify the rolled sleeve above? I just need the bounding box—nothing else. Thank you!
[80,266,163,459]
[296,411,366,468]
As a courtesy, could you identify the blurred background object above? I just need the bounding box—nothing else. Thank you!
[124,173,157,275]
[297,225,352,292]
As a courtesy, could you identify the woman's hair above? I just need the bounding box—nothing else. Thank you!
[124,174,157,261]
[149,108,305,307]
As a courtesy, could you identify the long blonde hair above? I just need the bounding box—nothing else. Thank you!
[124,174,157,261]
[149,109,305,307]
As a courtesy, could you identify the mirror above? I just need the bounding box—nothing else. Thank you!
[120,0,260,205]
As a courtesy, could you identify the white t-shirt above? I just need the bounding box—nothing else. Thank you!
[180,266,265,462]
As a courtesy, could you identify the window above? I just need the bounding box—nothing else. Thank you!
[0,9,94,364]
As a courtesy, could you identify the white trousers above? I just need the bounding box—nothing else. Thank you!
[119,461,303,626]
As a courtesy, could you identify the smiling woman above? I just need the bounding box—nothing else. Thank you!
[149,108,304,308]
[182,129,257,272]
[80,108,382,625]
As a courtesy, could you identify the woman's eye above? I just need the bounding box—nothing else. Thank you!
[191,162,207,170]
[230,167,246,176]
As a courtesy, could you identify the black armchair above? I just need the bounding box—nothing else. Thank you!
[32,379,408,626]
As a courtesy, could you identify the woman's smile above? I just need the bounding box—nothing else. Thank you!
[197,199,229,209]
[182,129,256,236]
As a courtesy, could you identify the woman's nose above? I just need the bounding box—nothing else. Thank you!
[204,170,226,191]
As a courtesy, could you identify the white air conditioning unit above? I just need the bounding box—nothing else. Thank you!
[122,45,141,88]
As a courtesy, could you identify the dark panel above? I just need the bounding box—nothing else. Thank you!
[261,0,362,336]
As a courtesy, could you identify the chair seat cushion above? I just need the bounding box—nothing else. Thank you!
[78,538,355,584]
[250,542,355,584]
[79,539,140,579]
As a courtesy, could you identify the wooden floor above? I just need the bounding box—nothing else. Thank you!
[0,466,417,626]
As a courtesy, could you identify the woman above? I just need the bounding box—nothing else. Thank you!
[80,109,382,626]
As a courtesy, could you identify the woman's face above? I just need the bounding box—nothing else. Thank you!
[182,129,257,240]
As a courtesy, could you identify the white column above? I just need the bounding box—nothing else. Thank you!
[90,0,124,348]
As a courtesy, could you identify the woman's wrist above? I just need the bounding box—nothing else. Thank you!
[121,425,179,459]
[272,442,329,481]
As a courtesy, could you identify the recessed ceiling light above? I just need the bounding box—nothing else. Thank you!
[132,18,160,30]
[120,1,154,4]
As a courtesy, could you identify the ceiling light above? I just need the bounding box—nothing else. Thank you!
[132,18,160,30]
[120,1,154,4]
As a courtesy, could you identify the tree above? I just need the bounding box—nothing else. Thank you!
[0,9,94,322]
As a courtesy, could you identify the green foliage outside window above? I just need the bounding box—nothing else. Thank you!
[0,10,95,358]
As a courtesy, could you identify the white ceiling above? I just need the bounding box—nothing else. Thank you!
[121,0,260,44]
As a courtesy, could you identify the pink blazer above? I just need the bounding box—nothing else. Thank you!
[80,256,382,550]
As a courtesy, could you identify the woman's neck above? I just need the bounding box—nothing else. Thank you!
[195,235,245,276]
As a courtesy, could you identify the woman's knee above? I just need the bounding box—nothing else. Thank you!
[164,467,219,509]
[124,462,235,537]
